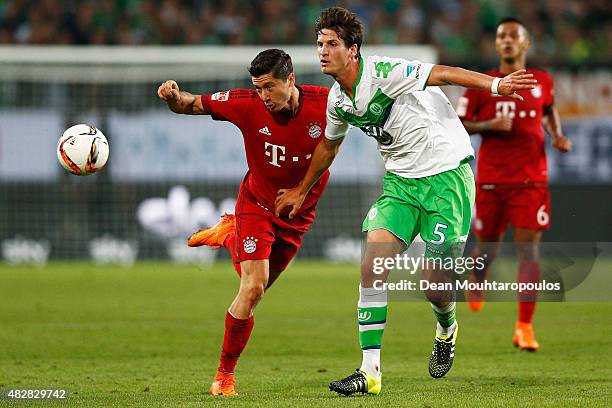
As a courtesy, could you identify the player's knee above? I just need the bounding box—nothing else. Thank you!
[424,289,455,305]
[421,267,455,304]
[240,281,266,305]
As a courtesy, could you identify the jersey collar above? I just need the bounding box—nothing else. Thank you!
[340,56,363,109]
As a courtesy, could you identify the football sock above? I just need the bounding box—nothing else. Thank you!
[517,260,540,324]
[218,310,254,374]
[431,302,456,334]
[361,349,381,377]
[436,321,458,337]
[358,285,387,378]
[518,302,536,324]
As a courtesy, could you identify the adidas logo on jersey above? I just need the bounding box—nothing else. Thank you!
[259,126,271,136]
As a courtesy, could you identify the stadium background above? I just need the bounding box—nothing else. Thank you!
[0,0,610,266]
[1,1,611,406]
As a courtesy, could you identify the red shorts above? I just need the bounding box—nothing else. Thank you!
[474,184,551,238]
[229,186,316,273]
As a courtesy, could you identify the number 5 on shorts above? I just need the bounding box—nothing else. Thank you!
[431,223,448,244]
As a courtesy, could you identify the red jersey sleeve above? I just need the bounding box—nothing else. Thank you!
[200,89,258,126]
[456,88,482,121]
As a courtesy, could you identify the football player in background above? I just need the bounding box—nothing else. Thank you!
[457,18,572,351]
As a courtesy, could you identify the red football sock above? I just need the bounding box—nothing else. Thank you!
[517,261,540,324]
[518,302,536,324]
[218,311,254,374]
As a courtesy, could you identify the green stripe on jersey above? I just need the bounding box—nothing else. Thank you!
[334,88,394,128]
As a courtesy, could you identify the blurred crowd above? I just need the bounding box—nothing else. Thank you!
[0,0,610,66]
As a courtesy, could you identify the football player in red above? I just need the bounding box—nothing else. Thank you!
[457,18,572,351]
[158,49,330,395]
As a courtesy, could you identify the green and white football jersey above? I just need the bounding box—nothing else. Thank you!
[326,55,474,178]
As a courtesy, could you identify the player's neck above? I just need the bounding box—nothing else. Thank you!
[336,58,361,100]
[499,57,527,75]
[280,86,300,117]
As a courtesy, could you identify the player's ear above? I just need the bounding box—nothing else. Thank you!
[287,72,295,87]
[349,44,358,60]
[521,26,531,50]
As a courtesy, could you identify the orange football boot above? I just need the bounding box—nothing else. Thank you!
[466,289,484,312]
[210,371,238,396]
[187,213,236,248]
[512,322,540,351]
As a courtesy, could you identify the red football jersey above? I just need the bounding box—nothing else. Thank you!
[201,85,330,215]
[457,69,554,184]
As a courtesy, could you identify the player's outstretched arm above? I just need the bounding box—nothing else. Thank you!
[275,137,343,219]
[427,66,537,101]
[157,80,209,115]
[461,117,513,135]
[543,105,572,153]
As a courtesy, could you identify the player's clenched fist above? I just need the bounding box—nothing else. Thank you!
[157,80,180,102]
[552,135,572,153]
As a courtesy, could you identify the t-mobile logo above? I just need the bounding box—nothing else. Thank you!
[495,101,516,118]
[264,142,286,167]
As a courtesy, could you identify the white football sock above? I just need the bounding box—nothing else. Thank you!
[436,320,458,337]
[360,348,381,378]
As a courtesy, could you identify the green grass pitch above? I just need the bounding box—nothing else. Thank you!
[1,261,611,407]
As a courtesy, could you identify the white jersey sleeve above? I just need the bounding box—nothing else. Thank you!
[325,87,349,140]
[369,55,434,99]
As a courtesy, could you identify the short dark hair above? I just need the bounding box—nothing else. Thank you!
[315,7,364,59]
[248,49,293,80]
[497,17,527,29]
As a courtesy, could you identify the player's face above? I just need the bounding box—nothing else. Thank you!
[251,72,295,112]
[317,29,358,77]
[495,22,530,62]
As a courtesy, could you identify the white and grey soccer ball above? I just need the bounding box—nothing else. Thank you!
[56,124,109,176]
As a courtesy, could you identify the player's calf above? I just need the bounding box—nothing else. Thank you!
[212,260,267,397]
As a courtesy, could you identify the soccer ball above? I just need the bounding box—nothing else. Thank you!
[56,124,109,176]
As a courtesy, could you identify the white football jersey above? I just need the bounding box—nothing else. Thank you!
[326,55,474,178]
